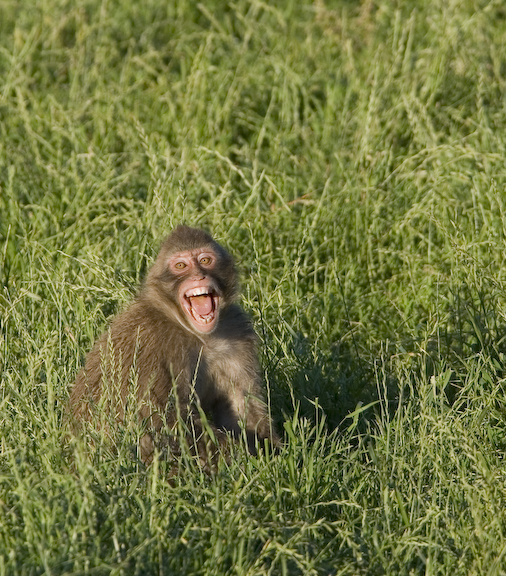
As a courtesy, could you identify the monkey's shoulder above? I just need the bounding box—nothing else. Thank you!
[97,300,190,350]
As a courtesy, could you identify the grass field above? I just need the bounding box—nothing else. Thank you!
[2,0,506,573]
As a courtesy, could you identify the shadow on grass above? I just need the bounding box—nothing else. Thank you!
[269,285,506,449]
[268,333,386,435]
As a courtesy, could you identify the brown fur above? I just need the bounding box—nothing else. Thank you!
[69,226,279,463]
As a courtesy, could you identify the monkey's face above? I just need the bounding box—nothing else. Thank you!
[169,248,224,334]
[146,227,239,335]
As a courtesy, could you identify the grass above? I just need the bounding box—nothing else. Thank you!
[2,0,506,573]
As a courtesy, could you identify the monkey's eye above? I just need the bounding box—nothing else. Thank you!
[200,256,212,265]
[174,261,187,270]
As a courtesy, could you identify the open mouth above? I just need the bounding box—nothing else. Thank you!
[183,286,219,332]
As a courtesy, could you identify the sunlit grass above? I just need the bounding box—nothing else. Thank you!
[2,0,506,573]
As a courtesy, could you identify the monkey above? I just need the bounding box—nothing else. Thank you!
[69,225,279,465]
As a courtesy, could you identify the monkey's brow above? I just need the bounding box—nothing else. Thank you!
[168,249,215,259]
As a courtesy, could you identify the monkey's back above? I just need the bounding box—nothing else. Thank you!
[69,299,198,419]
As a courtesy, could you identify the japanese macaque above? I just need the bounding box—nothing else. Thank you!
[69,225,279,464]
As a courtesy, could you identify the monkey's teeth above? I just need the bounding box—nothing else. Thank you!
[185,287,211,298]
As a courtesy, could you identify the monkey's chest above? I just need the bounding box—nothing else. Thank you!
[192,345,248,407]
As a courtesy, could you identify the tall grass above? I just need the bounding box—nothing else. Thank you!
[2,0,506,573]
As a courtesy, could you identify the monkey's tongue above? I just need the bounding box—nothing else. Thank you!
[189,294,214,316]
